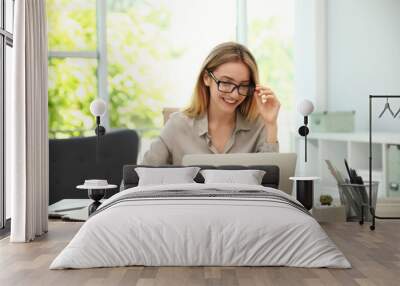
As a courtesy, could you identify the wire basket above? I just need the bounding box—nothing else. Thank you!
[338,181,379,222]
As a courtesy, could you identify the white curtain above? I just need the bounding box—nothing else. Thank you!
[8,0,49,242]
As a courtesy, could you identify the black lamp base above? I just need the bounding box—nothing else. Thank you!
[296,180,314,210]
[95,125,106,136]
[88,201,102,216]
[298,126,309,136]
[87,189,106,215]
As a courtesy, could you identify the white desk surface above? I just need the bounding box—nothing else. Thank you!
[76,184,118,190]
[48,199,95,221]
[289,176,320,181]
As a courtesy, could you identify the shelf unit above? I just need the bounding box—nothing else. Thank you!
[294,132,400,202]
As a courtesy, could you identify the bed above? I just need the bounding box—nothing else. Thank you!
[50,165,351,269]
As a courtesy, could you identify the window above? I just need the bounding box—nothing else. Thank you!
[107,0,236,137]
[47,0,294,150]
[5,0,13,33]
[248,0,294,110]
[48,58,98,138]
[47,0,97,138]
[1,0,14,229]
[247,0,294,151]
[47,0,96,51]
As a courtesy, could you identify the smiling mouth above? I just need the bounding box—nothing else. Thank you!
[221,96,238,104]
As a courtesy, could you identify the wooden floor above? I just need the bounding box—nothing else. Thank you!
[1,221,400,286]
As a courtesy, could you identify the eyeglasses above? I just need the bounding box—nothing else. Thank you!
[206,69,255,97]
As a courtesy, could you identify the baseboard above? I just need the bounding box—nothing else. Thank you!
[376,199,400,217]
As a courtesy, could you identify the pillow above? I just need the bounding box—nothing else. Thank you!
[135,167,201,186]
[200,169,266,185]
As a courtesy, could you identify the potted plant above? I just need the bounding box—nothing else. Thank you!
[320,194,333,206]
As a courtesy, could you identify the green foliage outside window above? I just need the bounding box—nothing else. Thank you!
[47,0,96,51]
[249,17,294,111]
[107,1,175,138]
[48,58,97,138]
[47,0,175,138]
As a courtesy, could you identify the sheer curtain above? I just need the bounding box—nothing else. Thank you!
[8,0,48,242]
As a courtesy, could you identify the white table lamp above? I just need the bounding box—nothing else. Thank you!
[90,98,107,136]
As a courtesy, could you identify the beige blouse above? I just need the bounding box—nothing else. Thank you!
[142,111,279,165]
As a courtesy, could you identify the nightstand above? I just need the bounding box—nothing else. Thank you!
[312,204,346,222]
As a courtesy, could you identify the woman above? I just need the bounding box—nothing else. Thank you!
[142,42,280,165]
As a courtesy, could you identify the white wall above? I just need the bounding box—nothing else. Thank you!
[294,0,320,106]
[295,0,400,132]
[327,0,400,132]
[294,0,327,130]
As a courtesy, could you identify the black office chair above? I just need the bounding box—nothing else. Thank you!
[49,129,140,205]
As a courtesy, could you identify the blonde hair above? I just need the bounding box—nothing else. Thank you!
[184,42,260,122]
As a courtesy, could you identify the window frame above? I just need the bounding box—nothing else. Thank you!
[1,0,14,230]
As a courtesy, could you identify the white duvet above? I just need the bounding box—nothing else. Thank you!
[50,183,351,269]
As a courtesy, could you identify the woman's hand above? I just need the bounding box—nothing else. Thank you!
[254,84,281,125]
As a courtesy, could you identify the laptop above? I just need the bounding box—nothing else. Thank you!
[182,153,297,195]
